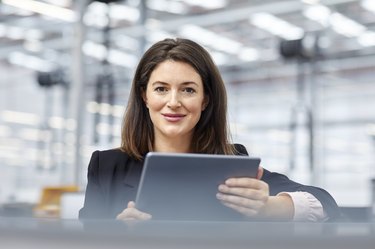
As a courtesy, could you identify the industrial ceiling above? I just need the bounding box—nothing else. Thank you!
[1,0,375,84]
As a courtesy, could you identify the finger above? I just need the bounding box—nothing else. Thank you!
[256,166,264,180]
[218,185,267,201]
[116,207,152,221]
[224,178,268,191]
[220,200,259,217]
[127,201,136,208]
[216,192,265,210]
[116,208,134,220]
[117,209,151,221]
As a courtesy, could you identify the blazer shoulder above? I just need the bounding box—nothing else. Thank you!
[90,148,130,180]
[96,148,129,163]
[233,143,249,156]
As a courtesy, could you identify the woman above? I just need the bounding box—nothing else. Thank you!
[79,38,339,221]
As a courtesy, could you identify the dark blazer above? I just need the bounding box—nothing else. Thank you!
[79,145,340,220]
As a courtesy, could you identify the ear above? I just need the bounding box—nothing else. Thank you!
[202,95,209,111]
[142,90,148,108]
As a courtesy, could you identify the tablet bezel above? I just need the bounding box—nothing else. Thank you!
[135,152,261,221]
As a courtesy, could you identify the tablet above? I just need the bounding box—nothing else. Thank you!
[135,152,261,221]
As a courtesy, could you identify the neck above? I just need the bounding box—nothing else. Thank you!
[153,134,192,153]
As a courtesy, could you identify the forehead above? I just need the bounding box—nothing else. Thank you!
[148,60,202,84]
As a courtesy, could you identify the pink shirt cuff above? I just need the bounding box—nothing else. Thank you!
[277,191,327,222]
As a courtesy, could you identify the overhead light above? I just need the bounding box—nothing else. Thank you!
[362,0,375,12]
[0,25,28,40]
[146,30,175,43]
[1,110,40,126]
[250,12,304,40]
[8,52,57,72]
[358,31,375,47]
[0,126,12,137]
[329,12,366,38]
[44,0,72,8]
[112,105,124,118]
[96,123,121,136]
[23,40,43,53]
[367,124,375,136]
[147,0,187,14]
[82,41,107,59]
[98,103,112,116]
[5,26,24,40]
[0,24,5,37]
[0,24,44,42]
[209,51,228,66]
[303,4,331,26]
[85,2,140,27]
[179,24,259,62]
[238,48,260,62]
[325,138,350,152]
[2,0,77,22]
[1,4,33,16]
[304,5,367,38]
[180,0,227,9]
[48,117,76,131]
[301,0,321,4]
[0,149,21,161]
[114,35,140,51]
[25,29,44,40]
[48,117,66,130]
[82,41,138,68]
[107,3,139,22]
[19,128,52,142]
[108,49,138,68]
[84,13,109,27]
[65,119,77,131]
[0,138,24,150]
[179,25,242,54]
[86,101,124,118]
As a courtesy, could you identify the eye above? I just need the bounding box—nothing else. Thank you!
[183,87,196,94]
[154,86,167,93]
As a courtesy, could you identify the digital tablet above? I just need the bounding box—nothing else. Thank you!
[135,152,261,221]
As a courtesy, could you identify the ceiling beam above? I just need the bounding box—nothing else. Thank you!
[112,0,359,37]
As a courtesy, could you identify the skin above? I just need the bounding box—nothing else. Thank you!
[143,60,208,153]
[217,167,295,220]
[116,60,295,221]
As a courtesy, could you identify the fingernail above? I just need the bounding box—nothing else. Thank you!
[143,214,152,219]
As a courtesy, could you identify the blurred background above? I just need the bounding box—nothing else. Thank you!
[0,0,374,219]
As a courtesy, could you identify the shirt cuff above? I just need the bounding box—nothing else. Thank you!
[277,191,327,222]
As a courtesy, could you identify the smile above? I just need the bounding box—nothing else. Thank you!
[162,113,186,122]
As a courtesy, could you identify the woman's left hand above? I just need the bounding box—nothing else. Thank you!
[216,167,270,218]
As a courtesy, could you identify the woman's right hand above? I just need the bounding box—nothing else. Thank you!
[116,201,152,221]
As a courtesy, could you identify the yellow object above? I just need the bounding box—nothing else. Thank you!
[33,185,79,218]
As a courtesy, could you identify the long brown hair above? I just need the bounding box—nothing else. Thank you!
[121,38,236,160]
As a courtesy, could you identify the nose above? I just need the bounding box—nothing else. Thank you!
[167,91,181,108]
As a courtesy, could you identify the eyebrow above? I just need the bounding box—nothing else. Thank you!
[151,81,199,86]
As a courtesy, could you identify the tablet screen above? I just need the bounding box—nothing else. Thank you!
[135,152,260,221]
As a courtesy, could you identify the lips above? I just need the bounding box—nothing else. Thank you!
[162,113,186,122]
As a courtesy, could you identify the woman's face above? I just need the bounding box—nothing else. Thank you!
[143,60,207,143]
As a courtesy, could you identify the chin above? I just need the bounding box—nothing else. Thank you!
[162,129,189,138]
[163,131,184,137]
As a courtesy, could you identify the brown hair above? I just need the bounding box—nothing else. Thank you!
[121,38,236,160]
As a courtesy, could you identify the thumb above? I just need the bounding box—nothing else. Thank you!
[256,166,264,180]
[127,201,136,208]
